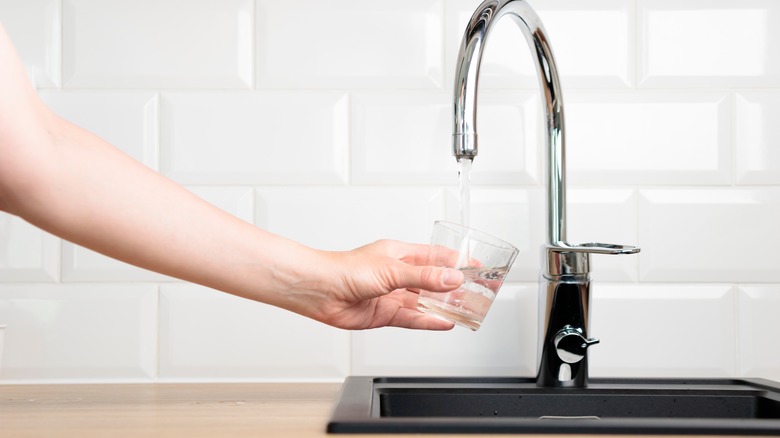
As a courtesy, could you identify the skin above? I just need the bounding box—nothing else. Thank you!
[0,24,463,331]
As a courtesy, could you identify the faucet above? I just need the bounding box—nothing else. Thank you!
[452,0,640,388]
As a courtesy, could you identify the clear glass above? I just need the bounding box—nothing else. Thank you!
[417,221,518,331]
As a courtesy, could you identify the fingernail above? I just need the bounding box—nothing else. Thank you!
[442,269,463,287]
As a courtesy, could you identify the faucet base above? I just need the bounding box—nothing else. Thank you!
[536,278,595,388]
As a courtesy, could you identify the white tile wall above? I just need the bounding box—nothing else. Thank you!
[638,189,780,282]
[638,0,780,88]
[0,0,60,87]
[0,284,157,381]
[590,284,736,378]
[160,91,349,185]
[255,0,443,89]
[158,284,349,380]
[737,286,780,381]
[735,91,780,185]
[566,91,731,185]
[62,0,253,88]
[0,215,59,282]
[1,0,779,383]
[255,187,444,251]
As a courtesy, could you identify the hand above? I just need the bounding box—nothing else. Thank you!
[291,240,464,330]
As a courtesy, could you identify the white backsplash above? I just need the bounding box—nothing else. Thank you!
[1,0,779,383]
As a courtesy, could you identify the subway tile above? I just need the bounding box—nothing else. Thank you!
[159,284,349,380]
[62,187,253,282]
[256,187,444,251]
[589,284,736,378]
[160,91,348,185]
[40,91,159,170]
[445,0,634,89]
[445,188,545,283]
[351,92,454,185]
[737,286,780,381]
[62,0,253,88]
[639,0,780,88]
[351,91,540,186]
[470,92,542,185]
[735,91,780,185]
[0,213,59,282]
[350,285,537,376]
[639,189,780,282]
[566,92,731,185]
[0,0,61,88]
[256,0,443,89]
[0,284,157,381]
[527,0,634,89]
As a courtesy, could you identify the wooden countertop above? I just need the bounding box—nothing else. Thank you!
[0,383,343,438]
[0,383,753,438]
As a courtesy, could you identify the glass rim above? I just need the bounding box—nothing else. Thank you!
[433,220,519,253]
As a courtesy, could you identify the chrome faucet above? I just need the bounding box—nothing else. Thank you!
[452,0,640,388]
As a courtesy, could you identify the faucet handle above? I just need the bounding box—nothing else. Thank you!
[545,243,640,277]
[549,242,640,255]
[554,325,599,364]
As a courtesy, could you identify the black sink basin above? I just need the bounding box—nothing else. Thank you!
[327,377,780,434]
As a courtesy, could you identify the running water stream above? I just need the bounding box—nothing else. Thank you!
[456,158,473,267]
[458,158,472,228]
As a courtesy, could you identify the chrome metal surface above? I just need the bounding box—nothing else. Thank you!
[451,0,640,388]
[554,325,599,364]
[453,0,566,246]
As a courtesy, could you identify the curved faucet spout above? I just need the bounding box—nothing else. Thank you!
[452,0,640,388]
[452,0,566,246]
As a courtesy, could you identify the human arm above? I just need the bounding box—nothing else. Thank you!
[0,24,462,330]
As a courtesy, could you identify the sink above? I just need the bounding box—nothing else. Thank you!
[327,377,780,434]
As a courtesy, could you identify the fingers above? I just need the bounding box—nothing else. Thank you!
[441,268,465,288]
[388,264,463,293]
[360,241,464,292]
[367,239,470,270]
[426,243,463,268]
[336,240,465,331]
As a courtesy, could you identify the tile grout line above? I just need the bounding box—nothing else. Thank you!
[154,283,161,381]
[58,0,63,89]
[631,0,638,89]
[732,285,740,378]
[730,90,737,187]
